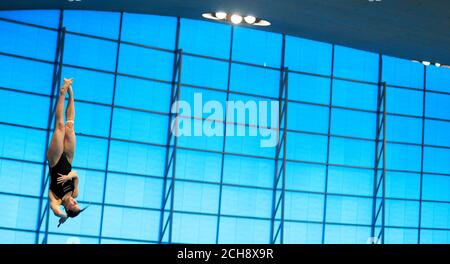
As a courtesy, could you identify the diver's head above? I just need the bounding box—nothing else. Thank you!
[62,196,81,218]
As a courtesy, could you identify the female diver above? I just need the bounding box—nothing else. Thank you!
[47,78,84,227]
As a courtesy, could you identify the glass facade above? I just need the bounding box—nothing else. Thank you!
[0,9,449,244]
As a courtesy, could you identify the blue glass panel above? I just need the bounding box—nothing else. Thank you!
[230,63,279,97]
[327,166,373,196]
[225,124,276,158]
[423,147,450,174]
[385,200,420,227]
[326,195,372,225]
[172,213,217,243]
[223,155,273,188]
[179,18,231,59]
[102,206,160,241]
[382,55,424,88]
[386,143,421,172]
[63,10,120,39]
[62,67,114,104]
[334,46,379,82]
[325,224,371,244]
[386,115,422,144]
[288,73,330,104]
[0,10,60,28]
[285,192,324,222]
[232,27,282,67]
[0,90,49,128]
[0,125,47,162]
[174,181,219,214]
[285,36,332,75]
[284,222,323,244]
[0,195,38,230]
[179,86,227,121]
[177,118,225,152]
[74,136,108,170]
[0,55,53,94]
[426,92,450,120]
[329,138,374,167]
[332,109,376,139]
[121,13,177,49]
[0,159,42,196]
[385,228,418,244]
[387,87,423,116]
[287,132,328,163]
[425,119,450,147]
[288,103,329,133]
[219,217,270,244]
[226,93,277,127]
[108,141,165,176]
[115,76,171,113]
[423,174,450,202]
[426,66,450,93]
[0,20,57,61]
[76,102,111,137]
[285,162,326,192]
[221,186,272,218]
[176,149,222,183]
[111,108,167,145]
[105,173,162,208]
[420,229,450,244]
[386,172,420,200]
[421,202,450,229]
[64,34,118,71]
[118,44,173,81]
[182,55,229,89]
[332,80,377,111]
[0,229,35,244]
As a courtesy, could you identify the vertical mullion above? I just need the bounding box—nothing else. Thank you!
[270,33,286,244]
[36,9,64,244]
[98,12,124,244]
[371,54,383,242]
[280,67,288,244]
[418,65,427,244]
[168,50,183,243]
[321,44,335,244]
[216,25,234,244]
[381,82,387,244]
[278,34,286,244]
[158,17,181,244]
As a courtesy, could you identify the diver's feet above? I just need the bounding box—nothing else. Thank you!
[60,78,73,96]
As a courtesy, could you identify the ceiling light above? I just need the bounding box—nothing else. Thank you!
[422,61,431,66]
[203,11,270,27]
[202,13,219,20]
[254,19,271,26]
[435,63,441,68]
[244,15,256,24]
[215,11,227,20]
[230,14,243,24]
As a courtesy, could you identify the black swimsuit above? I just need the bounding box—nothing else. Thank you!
[49,153,74,199]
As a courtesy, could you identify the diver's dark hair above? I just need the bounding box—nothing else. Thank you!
[65,207,87,218]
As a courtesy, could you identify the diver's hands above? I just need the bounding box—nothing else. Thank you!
[57,171,77,184]
[57,173,70,184]
[58,214,68,227]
